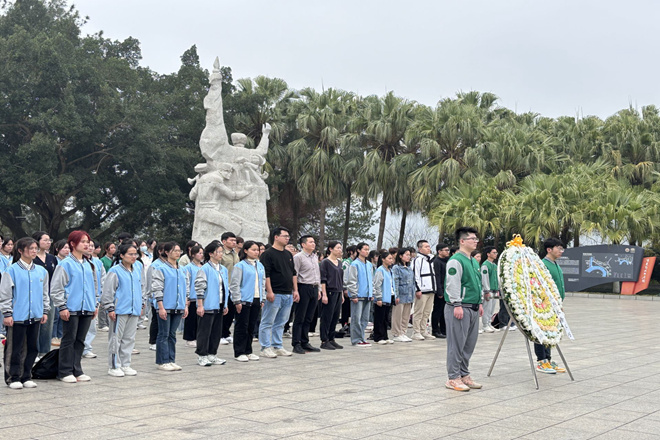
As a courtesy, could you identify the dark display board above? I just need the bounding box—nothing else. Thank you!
[555,245,644,291]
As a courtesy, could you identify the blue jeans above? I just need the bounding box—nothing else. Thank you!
[259,294,293,350]
[156,313,182,364]
[53,312,63,339]
[83,317,97,355]
[350,299,371,344]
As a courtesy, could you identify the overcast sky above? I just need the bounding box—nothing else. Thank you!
[73,0,659,119]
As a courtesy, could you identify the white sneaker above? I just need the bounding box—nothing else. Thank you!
[479,328,484,334]
[98,326,109,332]
[131,348,140,355]
[185,340,197,348]
[510,325,518,331]
[208,355,226,365]
[260,348,277,358]
[235,354,249,362]
[490,325,500,332]
[121,367,137,376]
[366,322,374,331]
[198,356,212,367]
[22,380,37,388]
[82,352,97,359]
[108,368,125,377]
[76,374,91,382]
[412,333,425,341]
[8,382,23,389]
[274,348,292,357]
[377,340,388,345]
[387,339,394,344]
[170,363,182,371]
[247,354,260,361]
[59,375,77,383]
[283,330,292,338]
[423,333,436,340]
[484,325,495,333]
[158,363,175,371]
[226,336,233,343]
[149,344,157,351]
[137,323,147,329]
[219,338,229,345]
[393,336,407,342]
[308,332,317,337]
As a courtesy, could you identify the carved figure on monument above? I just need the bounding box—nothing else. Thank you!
[189,57,271,246]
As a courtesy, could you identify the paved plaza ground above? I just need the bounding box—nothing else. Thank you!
[0,295,658,440]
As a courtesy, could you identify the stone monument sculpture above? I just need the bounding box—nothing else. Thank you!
[189,57,271,246]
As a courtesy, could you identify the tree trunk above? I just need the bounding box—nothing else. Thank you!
[376,199,388,250]
[319,201,327,250]
[342,185,351,247]
[397,208,407,248]
[574,227,580,247]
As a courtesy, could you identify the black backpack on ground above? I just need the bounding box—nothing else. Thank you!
[31,349,59,379]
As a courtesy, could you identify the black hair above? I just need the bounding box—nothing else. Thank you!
[388,247,398,256]
[455,226,478,243]
[12,237,37,264]
[356,242,369,252]
[368,250,379,263]
[326,241,341,256]
[239,240,259,260]
[31,231,49,243]
[269,226,290,244]
[436,243,450,253]
[204,241,223,262]
[146,238,157,247]
[416,240,428,249]
[298,235,314,246]
[221,232,236,242]
[344,245,357,259]
[471,250,480,257]
[104,242,115,252]
[162,242,180,260]
[54,239,68,256]
[112,242,137,267]
[189,245,204,262]
[156,242,166,259]
[121,239,144,264]
[2,237,14,251]
[376,250,390,268]
[482,246,496,261]
[184,240,198,254]
[236,236,244,245]
[395,248,411,266]
[117,232,132,242]
[92,240,101,249]
[543,238,564,253]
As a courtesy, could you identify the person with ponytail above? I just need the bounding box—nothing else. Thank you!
[152,242,189,371]
[51,231,98,383]
[31,231,57,357]
[101,243,143,377]
[182,245,204,348]
[146,242,165,351]
[229,241,265,362]
[49,239,70,348]
[319,241,344,350]
[193,241,229,366]
[0,237,49,389]
[372,251,398,344]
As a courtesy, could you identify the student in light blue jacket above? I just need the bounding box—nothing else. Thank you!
[51,231,98,384]
[182,245,204,348]
[345,242,373,347]
[101,243,143,378]
[0,237,49,389]
[230,241,265,362]
[373,251,399,345]
[193,241,229,367]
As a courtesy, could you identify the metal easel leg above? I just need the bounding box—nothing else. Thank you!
[487,318,512,377]
[554,344,575,381]
[525,337,540,390]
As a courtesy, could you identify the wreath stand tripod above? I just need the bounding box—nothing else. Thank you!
[487,301,574,390]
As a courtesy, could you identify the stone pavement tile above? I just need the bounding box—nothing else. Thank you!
[614,417,660,434]
[362,409,439,429]
[518,426,594,440]
[187,417,267,436]
[450,425,529,439]
[109,404,181,421]
[380,422,464,439]
[235,407,312,424]
[2,411,60,427]
[105,393,177,407]
[38,426,135,439]
[381,392,445,406]
[294,408,369,426]
[244,418,328,437]
[591,431,660,440]
[0,423,64,439]
[40,414,130,430]
[314,420,390,439]
[285,433,343,440]
[462,403,528,419]
[489,414,562,434]
[608,397,660,414]
[226,397,297,411]
[587,407,646,424]
[280,397,352,412]
[527,402,603,421]
[113,415,197,434]
[427,414,500,430]
[344,399,417,416]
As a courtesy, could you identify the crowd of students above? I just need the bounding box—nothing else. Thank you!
[0,226,566,392]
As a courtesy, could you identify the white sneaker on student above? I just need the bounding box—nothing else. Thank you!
[235,355,249,362]
[478,328,484,334]
[137,323,147,329]
[387,339,394,344]
[170,363,182,371]
[157,363,175,371]
[393,336,407,342]
[260,348,277,358]
[185,340,197,348]
[98,326,109,332]
[377,340,388,345]
[108,368,125,377]
[226,336,233,343]
[121,367,137,376]
[274,348,292,357]
[76,374,91,382]
[198,356,212,367]
[208,355,226,365]
[219,338,229,345]
[422,333,436,340]
[484,326,495,333]
[403,335,413,342]
[412,333,425,341]
[8,382,23,389]
[149,344,157,351]
[131,349,140,355]
[82,352,97,358]
[283,330,292,338]
[59,375,77,383]
[22,380,37,388]
[247,354,260,361]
